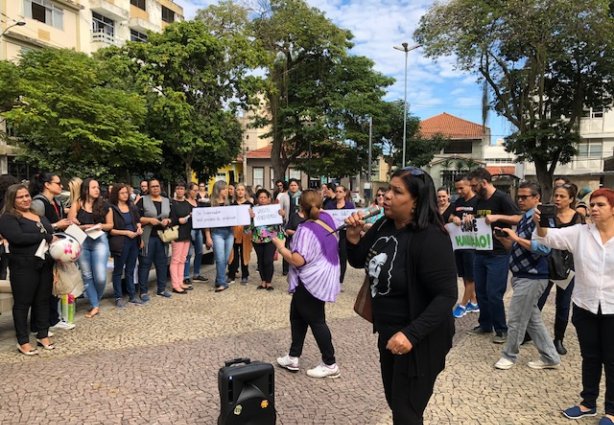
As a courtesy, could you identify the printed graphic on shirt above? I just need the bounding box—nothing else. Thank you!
[366,236,399,297]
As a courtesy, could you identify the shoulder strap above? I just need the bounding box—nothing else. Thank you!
[309,218,338,240]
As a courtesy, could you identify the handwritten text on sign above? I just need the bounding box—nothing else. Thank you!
[445,217,493,251]
[253,204,283,227]
[327,209,357,228]
[192,205,251,229]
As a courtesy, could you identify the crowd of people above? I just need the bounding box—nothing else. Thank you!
[1,166,613,425]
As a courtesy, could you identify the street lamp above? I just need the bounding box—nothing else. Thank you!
[393,42,420,168]
[1,20,26,37]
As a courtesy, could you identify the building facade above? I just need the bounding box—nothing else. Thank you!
[0,0,183,177]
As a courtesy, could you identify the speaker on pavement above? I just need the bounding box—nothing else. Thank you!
[218,358,276,425]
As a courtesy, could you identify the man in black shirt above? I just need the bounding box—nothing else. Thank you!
[449,174,479,318]
[468,168,521,344]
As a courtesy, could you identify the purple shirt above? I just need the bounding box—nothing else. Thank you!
[288,211,340,302]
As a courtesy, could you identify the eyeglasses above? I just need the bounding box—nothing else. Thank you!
[516,195,535,201]
[149,185,160,188]
[49,181,62,186]
[376,194,385,198]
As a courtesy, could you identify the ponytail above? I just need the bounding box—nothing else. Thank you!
[309,205,320,220]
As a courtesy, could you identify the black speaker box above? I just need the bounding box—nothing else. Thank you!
[218,358,276,425]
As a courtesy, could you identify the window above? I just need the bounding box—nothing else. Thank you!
[253,167,264,188]
[582,108,605,119]
[130,0,146,11]
[161,6,175,23]
[24,0,64,29]
[288,168,301,180]
[443,140,473,154]
[577,140,603,158]
[130,29,147,42]
[92,12,115,37]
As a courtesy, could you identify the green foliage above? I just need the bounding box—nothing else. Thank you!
[246,0,394,179]
[1,48,160,181]
[102,20,263,182]
[415,0,614,198]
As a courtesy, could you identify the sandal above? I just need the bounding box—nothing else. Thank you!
[256,285,266,290]
[85,307,100,318]
[16,344,38,356]
[214,286,227,293]
[36,339,55,350]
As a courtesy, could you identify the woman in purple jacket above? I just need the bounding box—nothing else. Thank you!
[273,190,341,379]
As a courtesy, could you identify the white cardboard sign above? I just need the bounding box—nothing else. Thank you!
[191,205,251,229]
[253,204,283,227]
[327,209,357,228]
[445,217,493,251]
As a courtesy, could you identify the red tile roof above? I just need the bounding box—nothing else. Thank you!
[486,165,516,175]
[245,145,272,159]
[420,112,488,139]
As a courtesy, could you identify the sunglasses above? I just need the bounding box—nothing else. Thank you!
[517,195,535,201]
[401,166,426,181]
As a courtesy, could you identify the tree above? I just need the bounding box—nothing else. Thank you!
[376,100,448,171]
[98,20,263,182]
[415,0,614,199]
[247,0,397,180]
[1,48,160,181]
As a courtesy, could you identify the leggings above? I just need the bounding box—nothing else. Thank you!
[253,242,275,283]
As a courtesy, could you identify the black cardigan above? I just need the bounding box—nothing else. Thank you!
[0,214,54,256]
[109,204,141,256]
[347,219,458,378]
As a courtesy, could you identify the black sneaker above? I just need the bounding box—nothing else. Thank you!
[472,325,493,335]
[492,331,507,344]
[193,275,208,282]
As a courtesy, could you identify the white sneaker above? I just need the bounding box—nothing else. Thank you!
[306,363,340,379]
[51,321,75,331]
[528,359,560,369]
[276,354,299,372]
[494,357,515,370]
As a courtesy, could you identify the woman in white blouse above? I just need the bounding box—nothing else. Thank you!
[534,188,614,424]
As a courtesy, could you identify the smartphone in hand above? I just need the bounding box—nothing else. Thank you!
[494,228,509,238]
[537,204,557,227]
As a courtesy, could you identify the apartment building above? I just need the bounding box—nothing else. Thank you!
[0,0,183,176]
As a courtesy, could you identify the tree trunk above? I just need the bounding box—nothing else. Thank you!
[534,159,554,202]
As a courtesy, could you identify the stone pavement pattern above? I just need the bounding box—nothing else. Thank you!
[0,255,604,424]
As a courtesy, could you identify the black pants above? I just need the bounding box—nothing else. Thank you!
[339,230,347,284]
[9,255,53,345]
[537,279,574,340]
[282,237,291,275]
[31,294,60,333]
[228,243,249,279]
[253,242,275,283]
[378,333,438,425]
[289,283,335,365]
[572,304,614,415]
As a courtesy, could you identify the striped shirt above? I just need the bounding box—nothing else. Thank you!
[288,211,340,302]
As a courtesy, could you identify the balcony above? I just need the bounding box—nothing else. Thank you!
[90,0,129,22]
[523,157,605,176]
[91,31,121,47]
[129,17,158,33]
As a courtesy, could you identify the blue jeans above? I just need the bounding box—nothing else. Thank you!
[79,233,110,309]
[184,229,203,279]
[112,238,139,300]
[211,227,233,287]
[474,253,509,333]
[138,235,168,294]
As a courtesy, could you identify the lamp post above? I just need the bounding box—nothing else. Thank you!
[1,20,26,37]
[393,42,420,168]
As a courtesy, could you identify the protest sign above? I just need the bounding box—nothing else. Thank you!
[253,204,283,227]
[326,209,357,228]
[445,217,493,251]
[192,205,251,229]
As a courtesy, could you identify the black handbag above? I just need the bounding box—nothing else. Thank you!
[548,249,572,280]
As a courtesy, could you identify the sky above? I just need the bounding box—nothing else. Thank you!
[175,0,513,143]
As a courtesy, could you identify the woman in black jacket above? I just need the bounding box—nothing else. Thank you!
[109,184,143,307]
[169,182,193,294]
[345,167,458,425]
[0,183,56,355]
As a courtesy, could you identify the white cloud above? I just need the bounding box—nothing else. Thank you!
[174,0,509,136]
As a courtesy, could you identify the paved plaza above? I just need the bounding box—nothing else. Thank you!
[0,254,604,425]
